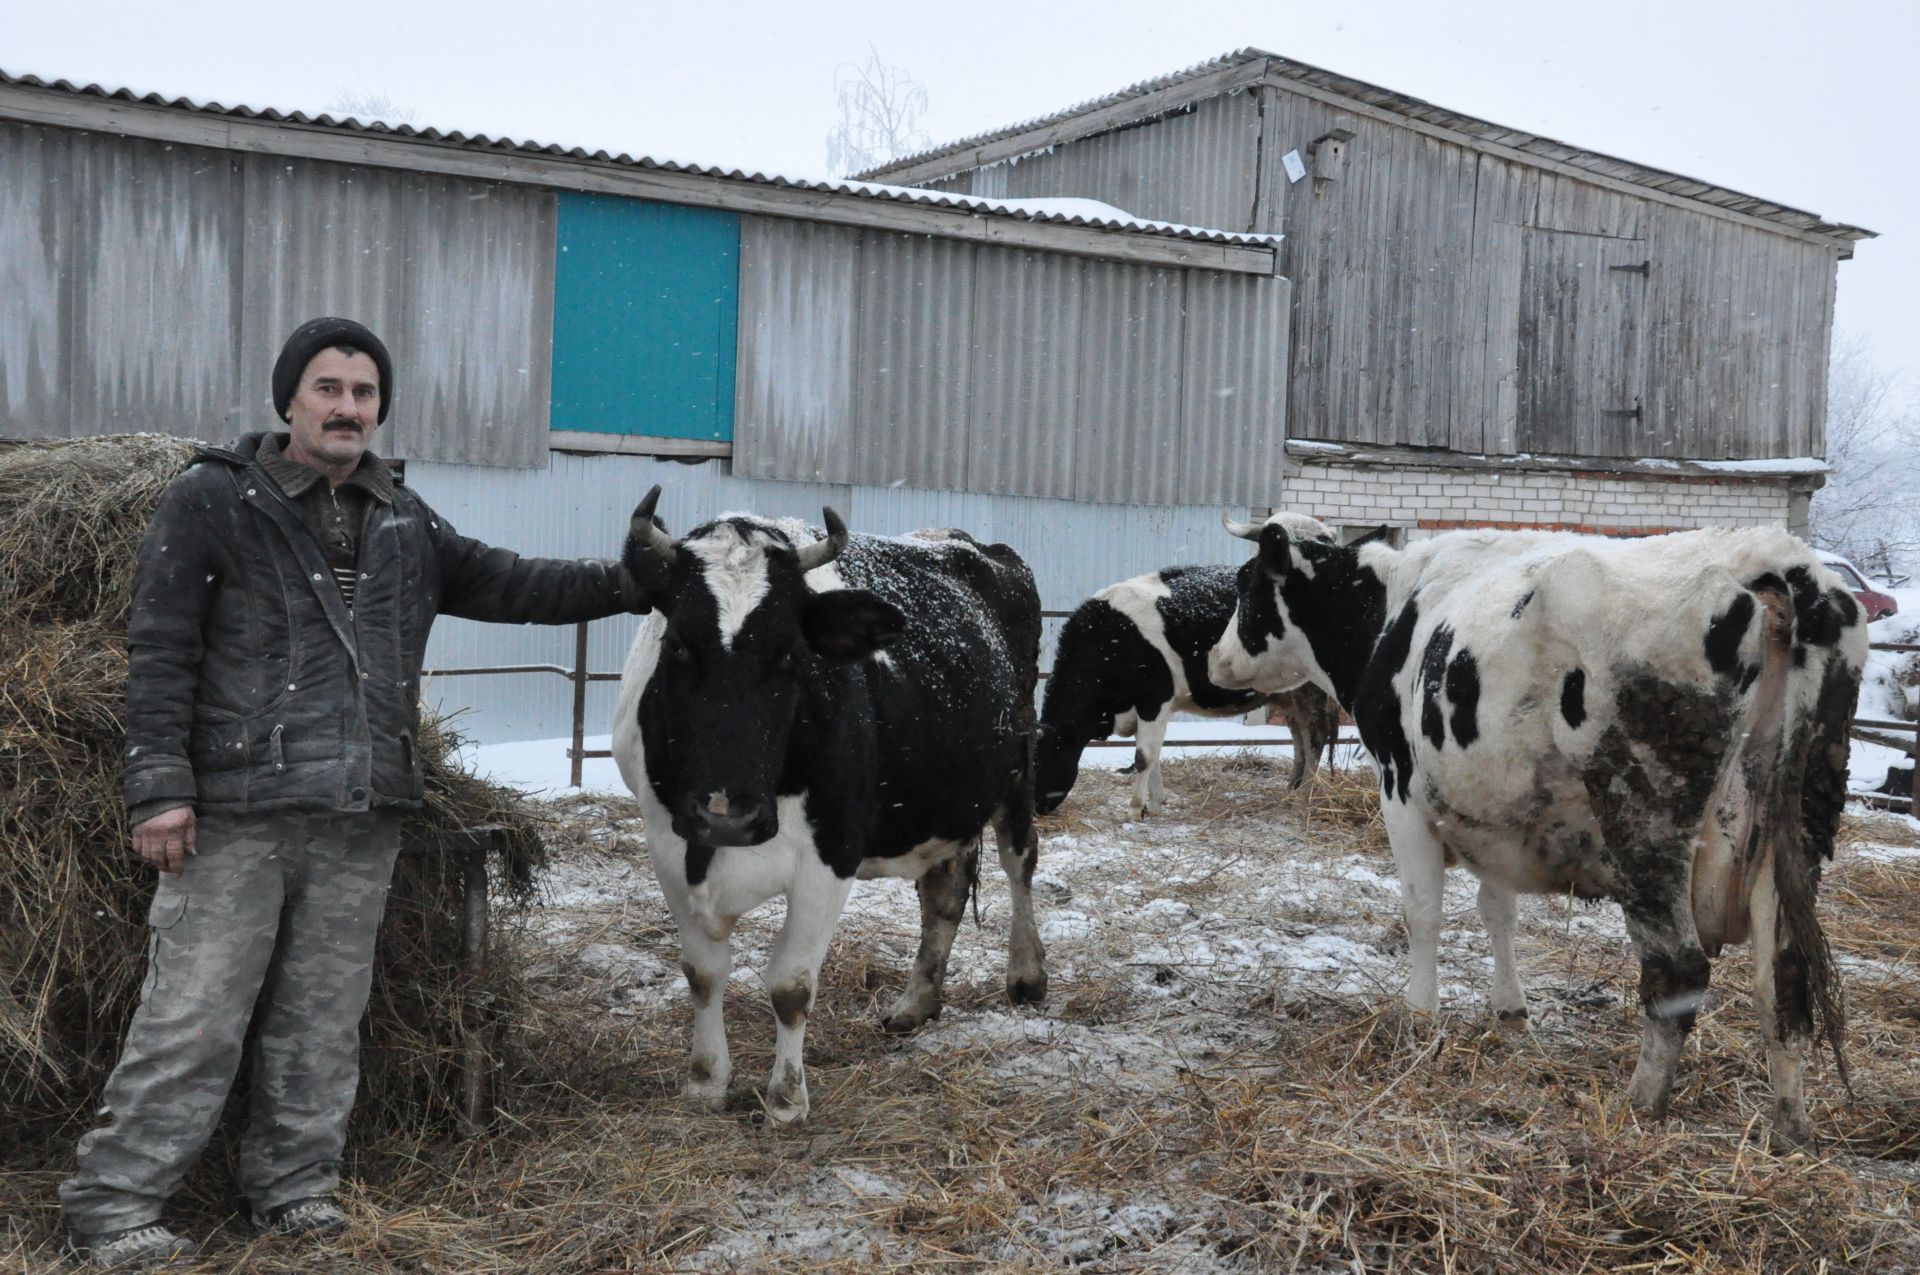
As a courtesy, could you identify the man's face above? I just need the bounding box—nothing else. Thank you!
[284,346,381,473]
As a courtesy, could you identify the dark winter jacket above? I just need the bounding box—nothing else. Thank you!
[124,433,638,815]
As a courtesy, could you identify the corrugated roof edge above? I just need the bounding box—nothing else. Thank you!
[0,68,1278,247]
[859,48,1876,244]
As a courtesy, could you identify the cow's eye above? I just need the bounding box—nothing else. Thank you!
[770,645,796,674]
[665,632,693,666]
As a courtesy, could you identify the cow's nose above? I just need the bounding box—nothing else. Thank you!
[685,792,769,846]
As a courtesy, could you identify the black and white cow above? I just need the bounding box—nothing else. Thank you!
[612,489,1046,1123]
[1037,564,1340,817]
[1208,512,1866,1147]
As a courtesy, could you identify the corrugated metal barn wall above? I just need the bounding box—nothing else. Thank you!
[732,215,1292,507]
[0,121,555,466]
[415,452,1267,743]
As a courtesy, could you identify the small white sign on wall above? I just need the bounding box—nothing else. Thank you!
[1282,149,1307,183]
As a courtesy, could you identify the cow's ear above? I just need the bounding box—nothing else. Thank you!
[1257,522,1294,579]
[1349,524,1392,547]
[803,589,905,661]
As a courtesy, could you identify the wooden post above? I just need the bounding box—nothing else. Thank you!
[458,828,494,1136]
[570,621,590,788]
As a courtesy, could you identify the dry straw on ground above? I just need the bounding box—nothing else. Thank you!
[0,434,546,1169]
[5,448,1918,1274]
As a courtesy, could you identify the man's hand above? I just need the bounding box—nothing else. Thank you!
[132,807,197,876]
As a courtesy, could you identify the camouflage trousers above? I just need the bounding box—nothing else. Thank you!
[61,809,402,1232]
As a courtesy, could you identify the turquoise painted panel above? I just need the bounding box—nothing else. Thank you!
[551,193,739,440]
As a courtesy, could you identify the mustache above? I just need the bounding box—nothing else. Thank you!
[321,418,364,432]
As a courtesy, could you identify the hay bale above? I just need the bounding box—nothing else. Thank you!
[0,434,545,1144]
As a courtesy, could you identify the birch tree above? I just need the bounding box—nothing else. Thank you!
[1811,334,1920,580]
[826,47,930,178]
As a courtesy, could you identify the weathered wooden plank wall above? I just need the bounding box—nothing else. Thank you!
[1251,85,1839,461]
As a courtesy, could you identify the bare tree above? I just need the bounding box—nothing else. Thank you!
[325,90,417,126]
[1811,333,1920,580]
[826,47,930,178]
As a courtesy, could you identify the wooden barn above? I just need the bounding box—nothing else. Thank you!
[864,49,1877,543]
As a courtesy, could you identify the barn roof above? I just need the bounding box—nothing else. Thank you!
[0,68,1279,266]
[859,49,1876,246]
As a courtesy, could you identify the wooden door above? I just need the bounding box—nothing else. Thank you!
[1516,230,1648,456]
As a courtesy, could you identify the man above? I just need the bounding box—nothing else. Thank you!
[60,318,645,1267]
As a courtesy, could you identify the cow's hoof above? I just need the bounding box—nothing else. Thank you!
[764,1099,809,1124]
[1493,1007,1532,1039]
[761,1060,810,1124]
[763,1090,810,1124]
[1008,972,1048,1005]
[1375,1000,1438,1045]
[880,1004,940,1035]
[1769,1107,1815,1155]
[685,1081,728,1111]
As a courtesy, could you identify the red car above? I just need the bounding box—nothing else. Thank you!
[1818,553,1900,623]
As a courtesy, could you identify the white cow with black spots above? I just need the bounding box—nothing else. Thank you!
[612,488,1046,1123]
[1037,563,1340,817]
[1208,513,1866,1148]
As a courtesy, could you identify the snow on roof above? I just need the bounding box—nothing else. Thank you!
[0,68,1274,248]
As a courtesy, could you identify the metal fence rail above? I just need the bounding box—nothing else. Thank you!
[423,623,1920,814]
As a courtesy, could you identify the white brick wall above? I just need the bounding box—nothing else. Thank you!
[1281,462,1792,538]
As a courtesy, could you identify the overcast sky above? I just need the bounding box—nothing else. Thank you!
[5,0,1913,411]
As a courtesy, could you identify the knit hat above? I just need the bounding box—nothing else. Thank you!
[271,317,395,424]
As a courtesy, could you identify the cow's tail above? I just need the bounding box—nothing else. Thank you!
[1755,583,1852,1090]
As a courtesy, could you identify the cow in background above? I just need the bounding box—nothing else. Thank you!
[1038,564,1341,818]
[1209,512,1865,1147]
[612,489,1045,1123]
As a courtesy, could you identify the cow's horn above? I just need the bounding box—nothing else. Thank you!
[628,485,679,564]
[1222,510,1262,540]
[796,507,848,572]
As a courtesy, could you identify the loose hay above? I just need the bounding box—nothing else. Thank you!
[0,435,546,1163]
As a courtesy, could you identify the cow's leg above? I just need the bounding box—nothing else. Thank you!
[1749,859,1814,1149]
[651,845,735,1110]
[1130,710,1171,817]
[883,843,974,1034]
[996,810,1048,1005]
[1285,708,1311,789]
[1477,878,1529,1028]
[760,863,855,1124]
[1620,888,1711,1124]
[677,924,734,1110]
[1381,799,1447,1014]
[1285,688,1335,789]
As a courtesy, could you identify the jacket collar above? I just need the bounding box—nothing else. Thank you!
[254,433,396,505]
[199,431,396,504]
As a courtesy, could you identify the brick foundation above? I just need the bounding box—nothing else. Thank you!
[1283,462,1793,539]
